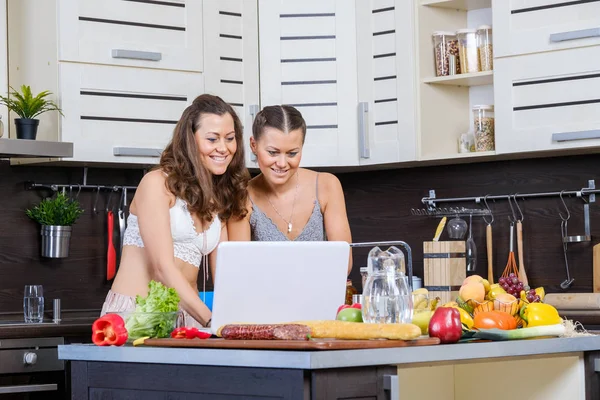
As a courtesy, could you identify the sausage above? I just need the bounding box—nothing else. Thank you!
[220,324,311,340]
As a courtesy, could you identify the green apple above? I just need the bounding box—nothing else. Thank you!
[411,310,434,335]
[336,307,363,322]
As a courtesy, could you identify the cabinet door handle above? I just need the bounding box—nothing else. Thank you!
[111,49,162,61]
[358,102,370,159]
[549,27,600,43]
[113,147,163,157]
[249,104,259,162]
[0,384,57,394]
[552,129,600,142]
[383,375,399,399]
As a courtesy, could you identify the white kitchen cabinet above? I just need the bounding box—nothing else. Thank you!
[203,0,260,166]
[257,0,360,167]
[355,0,418,165]
[493,0,600,58]
[495,45,600,154]
[58,0,203,72]
[60,63,203,164]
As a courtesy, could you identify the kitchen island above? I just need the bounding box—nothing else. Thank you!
[60,336,600,400]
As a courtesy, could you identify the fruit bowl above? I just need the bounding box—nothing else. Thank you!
[470,300,494,316]
[118,311,183,340]
[493,298,520,316]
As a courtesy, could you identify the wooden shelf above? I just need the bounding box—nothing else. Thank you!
[420,150,496,162]
[420,0,492,11]
[423,71,493,86]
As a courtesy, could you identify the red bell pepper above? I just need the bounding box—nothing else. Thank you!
[92,314,128,346]
[171,327,211,339]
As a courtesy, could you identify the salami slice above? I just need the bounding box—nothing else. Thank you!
[220,324,311,340]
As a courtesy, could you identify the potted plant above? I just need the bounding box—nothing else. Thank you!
[26,192,84,258]
[0,85,63,140]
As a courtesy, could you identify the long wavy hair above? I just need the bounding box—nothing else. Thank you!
[159,94,249,222]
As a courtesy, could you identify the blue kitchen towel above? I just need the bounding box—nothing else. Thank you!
[198,291,214,312]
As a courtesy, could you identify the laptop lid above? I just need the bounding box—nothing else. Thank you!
[211,241,350,334]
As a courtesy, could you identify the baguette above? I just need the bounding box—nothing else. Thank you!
[293,320,422,340]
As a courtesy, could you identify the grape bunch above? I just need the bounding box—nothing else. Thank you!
[525,289,541,303]
[498,273,525,297]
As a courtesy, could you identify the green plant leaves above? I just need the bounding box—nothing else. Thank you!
[25,192,84,226]
[0,85,63,119]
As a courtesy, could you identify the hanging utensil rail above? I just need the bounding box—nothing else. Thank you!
[422,180,598,207]
[24,167,138,193]
[411,207,491,218]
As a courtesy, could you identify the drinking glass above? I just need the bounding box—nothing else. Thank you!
[24,285,44,323]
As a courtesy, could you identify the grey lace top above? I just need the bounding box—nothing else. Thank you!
[250,174,326,241]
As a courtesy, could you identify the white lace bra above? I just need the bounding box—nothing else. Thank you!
[123,197,221,268]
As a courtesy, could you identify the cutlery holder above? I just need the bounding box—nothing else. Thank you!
[423,241,466,304]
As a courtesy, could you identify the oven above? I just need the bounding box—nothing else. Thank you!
[0,337,66,399]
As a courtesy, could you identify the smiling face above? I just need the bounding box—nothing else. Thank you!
[195,112,237,176]
[251,126,304,184]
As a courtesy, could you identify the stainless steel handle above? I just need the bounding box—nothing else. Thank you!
[383,374,399,400]
[550,27,600,43]
[111,49,162,61]
[113,147,162,157]
[0,384,57,394]
[249,104,259,162]
[552,129,600,142]
[358,102,370,159]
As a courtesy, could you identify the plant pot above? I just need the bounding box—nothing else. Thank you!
[15,118,40,140]
[40,225,72,258]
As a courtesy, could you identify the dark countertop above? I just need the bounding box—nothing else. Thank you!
[0,321,92,340]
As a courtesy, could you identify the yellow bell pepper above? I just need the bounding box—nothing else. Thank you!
[519,303,562,327]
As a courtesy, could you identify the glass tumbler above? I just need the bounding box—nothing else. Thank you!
[24,285,44,323]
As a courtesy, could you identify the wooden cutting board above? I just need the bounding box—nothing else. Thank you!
[141,336,440,350]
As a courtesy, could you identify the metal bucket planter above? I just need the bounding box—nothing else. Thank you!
[40,225,72,258]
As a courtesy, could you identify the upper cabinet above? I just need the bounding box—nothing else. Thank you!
[7,0,203,165]
[493,0,600,58]
[203,0,260,167]
[58,0,203,72]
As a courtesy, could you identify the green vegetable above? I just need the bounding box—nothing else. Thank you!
[472,323,565,341]
[124,281,181,339]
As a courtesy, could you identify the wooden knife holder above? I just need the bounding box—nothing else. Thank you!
[423,241,466,304]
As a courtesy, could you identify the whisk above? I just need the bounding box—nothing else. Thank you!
[501,221,519,278]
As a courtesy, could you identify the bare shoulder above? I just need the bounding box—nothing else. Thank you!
[135,169,174,205]
[317,172,344,195]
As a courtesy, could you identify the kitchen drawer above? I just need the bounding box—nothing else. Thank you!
[493,0,600,57]
[59,62,204,164]
[58,0,202,72]
[495,46,600,154]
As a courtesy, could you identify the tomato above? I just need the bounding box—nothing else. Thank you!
[473,311,517,331]
[336,307,363,322]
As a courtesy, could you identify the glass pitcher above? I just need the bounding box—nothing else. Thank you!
[362,246,413,324]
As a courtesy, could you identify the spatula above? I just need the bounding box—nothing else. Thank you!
[107,210,117,281]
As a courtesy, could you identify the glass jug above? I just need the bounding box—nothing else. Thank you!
[362,246,413,324]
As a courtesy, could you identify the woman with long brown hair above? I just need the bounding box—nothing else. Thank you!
[101,94,249,328]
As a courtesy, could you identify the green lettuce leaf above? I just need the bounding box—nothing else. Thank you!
[124,280,181,339]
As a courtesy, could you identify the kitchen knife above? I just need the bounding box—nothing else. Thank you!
[107,210,117,281]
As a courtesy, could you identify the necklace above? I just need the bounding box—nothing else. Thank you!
[267,171,299,233]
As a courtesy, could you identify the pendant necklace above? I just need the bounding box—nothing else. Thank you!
[267,171,299,234]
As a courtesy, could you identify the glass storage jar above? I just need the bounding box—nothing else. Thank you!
[456,29,480,73]
[477,25,493,71]
[473,105,495,151]
[432,31,460,76]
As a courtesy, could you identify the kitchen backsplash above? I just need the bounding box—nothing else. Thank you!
[0,154,598,314]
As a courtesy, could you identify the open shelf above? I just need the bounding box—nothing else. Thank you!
[423,71,493,86]
[420,150,496,161]
[420,0,492,11]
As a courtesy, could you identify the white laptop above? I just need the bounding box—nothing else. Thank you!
[210,241,350,334]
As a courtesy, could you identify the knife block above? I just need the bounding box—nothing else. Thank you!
[423,241,466,304]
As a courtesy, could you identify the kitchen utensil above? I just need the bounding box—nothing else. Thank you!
[433,216,447,241]
[447,216,467,239]
[501,221,518,278]
[558,191,574,289]
[594,244,600,293]
[466,214,477,272]
[482,196,494,284]
[142,336,441,350]
[107,210,117,281]
[512,196,529,287]
[118,188,127,254]
[544,293,600,310]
